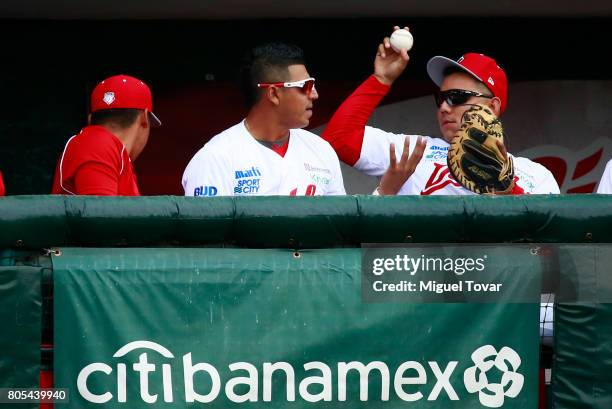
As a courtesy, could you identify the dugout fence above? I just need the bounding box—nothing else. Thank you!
[1,195,611,408]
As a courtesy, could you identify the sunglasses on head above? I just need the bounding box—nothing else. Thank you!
[257,77,316,95]
[434,89,493,108]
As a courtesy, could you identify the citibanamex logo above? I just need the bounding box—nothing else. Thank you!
[76,340,525,406]
[463,345,524,408]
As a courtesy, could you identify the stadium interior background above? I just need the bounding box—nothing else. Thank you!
[0,17,611,195]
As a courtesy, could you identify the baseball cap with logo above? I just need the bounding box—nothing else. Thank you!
[426,53,508,113]
[90,74,162,126]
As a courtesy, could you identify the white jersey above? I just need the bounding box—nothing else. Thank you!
[597,159,612,194]
[183,121,346,197]
[356,126,560,195]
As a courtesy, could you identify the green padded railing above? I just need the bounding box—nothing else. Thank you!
[1,194,611,249]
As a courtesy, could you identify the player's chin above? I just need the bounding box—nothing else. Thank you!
[440,127,457,143]
[290,119,309,129]
[442,134,455,144]
[300,112,313,127]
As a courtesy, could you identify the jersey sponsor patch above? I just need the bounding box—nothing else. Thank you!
[303,163,331,174]
[304,163,332,186]
[430,145,449,151]
[233,166,262,194]
[425,151,448,161]
[234,178,261,194]
[425,145,449,161]
[310,174,330,185]
[235,166,262,179]
[193,186,218,197]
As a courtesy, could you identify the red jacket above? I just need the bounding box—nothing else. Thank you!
[51,125,140,196]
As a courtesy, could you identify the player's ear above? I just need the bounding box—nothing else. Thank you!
[265,86,281,106]
[490,97,502,117]
[140,110,150,129]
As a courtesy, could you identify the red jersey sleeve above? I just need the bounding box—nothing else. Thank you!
[321,75,390,166]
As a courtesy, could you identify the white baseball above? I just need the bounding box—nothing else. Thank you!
[390,29,413,52]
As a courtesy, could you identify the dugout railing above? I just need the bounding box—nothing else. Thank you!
[1,195,612,409]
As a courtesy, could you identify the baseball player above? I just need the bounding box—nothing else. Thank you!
[322,27,560,195]
[597,159,612,193]
[51,75,161,196]
[0,170,5,196]
[182,42,345,197]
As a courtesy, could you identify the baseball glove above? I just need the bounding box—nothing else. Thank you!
[447,104,514,194]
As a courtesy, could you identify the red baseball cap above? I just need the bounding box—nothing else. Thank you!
[427,53,508,113]
[90,74,161,126]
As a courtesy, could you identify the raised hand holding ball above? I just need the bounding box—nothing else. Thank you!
[389,29,413,53]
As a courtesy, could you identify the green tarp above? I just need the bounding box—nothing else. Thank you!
[0,250,42,409]
[53,247,538,408]
[550,246,612,408]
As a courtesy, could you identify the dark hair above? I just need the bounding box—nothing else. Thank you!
[240,42,306,109]
[90,109,142,129]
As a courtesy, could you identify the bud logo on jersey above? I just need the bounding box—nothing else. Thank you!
[464,345,524,408]
[76,340,525,406]
[234,166,262,194]
[194,186,218,197]
[103,92,115,105]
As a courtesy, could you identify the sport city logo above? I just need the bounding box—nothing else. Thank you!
[464,345,524,408]
[425,145,449,161]
[76,341,524,406]
[234,166,262,194]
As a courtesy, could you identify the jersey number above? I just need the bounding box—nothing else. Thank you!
[290,184,317,196]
